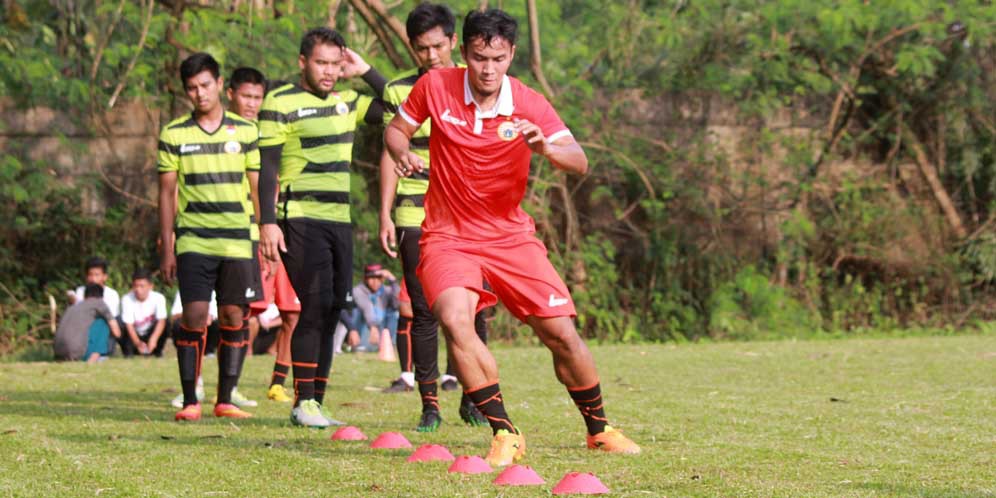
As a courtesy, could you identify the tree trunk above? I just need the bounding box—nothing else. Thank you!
[345,0,405,69]
[364,0,418,65]
[903,126,968,239]
[525,0,554,97]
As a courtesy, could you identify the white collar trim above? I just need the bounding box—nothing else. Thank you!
[463,71,514,117]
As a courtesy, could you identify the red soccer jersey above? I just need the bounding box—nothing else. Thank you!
[399,67,572,241]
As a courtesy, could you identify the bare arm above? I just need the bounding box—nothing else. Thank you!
[384,115,425,176]
[158,172,178,284]
[124,322,144,350]
[147,319,166,352]
[514,119,588,175]
[378,149,400,258]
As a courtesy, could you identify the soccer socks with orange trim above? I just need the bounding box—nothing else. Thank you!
[314,322,337,405]
[217,324,248,405]
[466,382,515,434]
[314,376,329,404]
[568,382,608,435]
[271,361,290,387]
[175,325,207,407]
[291,361,317,405]
[418,381,440,413]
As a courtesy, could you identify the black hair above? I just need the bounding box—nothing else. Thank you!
[180,52,221,82]
[228,67,265,90]
[84,283,104,299]
[132,268,153,283]
[463,8,517,47]
[84,256,108,274]
[300,27,346,58]
[406,3,456,41]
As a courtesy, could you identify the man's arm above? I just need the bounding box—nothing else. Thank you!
[385,115,425,177]
[378,149,400,258]
[124,322,146,352]
[258,145,286,262]
[514,119,589,175]
[147,318,166,353]
[158,171,178,284]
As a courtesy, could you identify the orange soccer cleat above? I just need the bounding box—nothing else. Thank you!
[174,403,202,422]
[485,429,526,467]
[586,426,641,454]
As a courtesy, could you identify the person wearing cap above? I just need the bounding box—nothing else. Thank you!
[348,264,401,352]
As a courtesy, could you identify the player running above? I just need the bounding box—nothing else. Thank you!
[258,28,386,428]
[385,9,640,465]
[158,53,262,421]
[378,2,488,432]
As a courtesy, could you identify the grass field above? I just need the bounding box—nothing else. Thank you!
[1,336,994,497]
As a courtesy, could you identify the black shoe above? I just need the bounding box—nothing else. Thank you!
[416,409,442,432]
[382,378,414,393]
[458,399,488,427]
[440,378,459,391]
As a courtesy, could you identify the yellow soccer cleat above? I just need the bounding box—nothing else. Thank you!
[484,429,526,467]
[267,384,292,403]
[586,426,640,454]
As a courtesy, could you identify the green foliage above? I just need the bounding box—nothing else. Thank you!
[708,266,822,340]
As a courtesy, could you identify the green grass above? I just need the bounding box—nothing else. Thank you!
[1,336,994,497]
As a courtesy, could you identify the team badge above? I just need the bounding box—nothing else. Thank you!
[497,121,518,141]
[223,140,241,154]
[335,102,349,116]
[225,124,237,135]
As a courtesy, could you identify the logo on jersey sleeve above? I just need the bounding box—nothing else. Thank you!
[224,141,241,154]
[441,109,467,127]
[548,294,569,307]
[498,121,518,141]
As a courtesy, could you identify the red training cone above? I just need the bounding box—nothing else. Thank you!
[448,455,493,474]
[493,465,545,486]
[369,431,412,449]
[330,426,367,441]
[407,444,456,462]
[377,329,396,362]
[552,472,610,495]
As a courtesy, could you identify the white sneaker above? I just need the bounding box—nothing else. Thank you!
[319,403,346,426]
[290,399,330,428]
[171,386,205,409]
[230,388,258,408]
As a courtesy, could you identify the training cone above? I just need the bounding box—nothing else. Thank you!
[369,431,412,449]
[448,455,493,474]
[493,465,545,486]
[377,329,396,362]
[407,444,456,462]
[330,426,367,441]
[552,472,610,495]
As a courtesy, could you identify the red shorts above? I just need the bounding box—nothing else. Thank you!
[398,279,411,304]
[417,234,576,322]
[249,253,301,313]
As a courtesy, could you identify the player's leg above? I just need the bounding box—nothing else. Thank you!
[213,258,258,419]
[267,258,298,402]
[173,253,217,421]
[309,224,351,425]
[382,295,415,393]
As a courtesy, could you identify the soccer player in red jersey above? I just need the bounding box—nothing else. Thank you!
[384,9,640,466]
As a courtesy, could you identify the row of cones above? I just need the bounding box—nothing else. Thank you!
[331,426,609,494]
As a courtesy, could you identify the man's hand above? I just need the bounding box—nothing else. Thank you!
[379,216,397,258]
[514,118,548,155]
[393,151,425,178]
[260,223,287,263]
[342,47,371,79]
[160,247,177,285]
[138,342,151,355]
[379,269,397,281]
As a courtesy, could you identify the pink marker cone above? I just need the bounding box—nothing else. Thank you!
[330,426,367,441]
[552,472,610,495]
[493,465,545,486]
[448,455,493,474]
[369,431,412,449]
[407,444,456,462]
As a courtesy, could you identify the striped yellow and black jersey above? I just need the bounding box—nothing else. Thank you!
[157,111,260,260]
[258,83,373,224]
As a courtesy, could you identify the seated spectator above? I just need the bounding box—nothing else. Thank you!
[250,303,282,355]
[349,264,400,352]
[119,268,168,357]
[67,256,121,318]
[54,284,122,363]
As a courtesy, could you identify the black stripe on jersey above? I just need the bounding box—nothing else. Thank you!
[176,227,250,239]
[185,201,245,214]
[258,109,287,124]
[184,172,244,185]
[395,194,425,207]
[388,73,421,88]
[279,191,350,204]
[259,100,359,124]
[409,170,429,181]
[300,132,355,149]
[167,117,197,130]
[159,141,251,156]
[383,101,399,114]
[301,161,350,173]
[411,136,430,150]
[273,85,306,99]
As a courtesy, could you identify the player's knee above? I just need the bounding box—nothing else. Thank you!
[437,308,474,336]
[540,323,583,355]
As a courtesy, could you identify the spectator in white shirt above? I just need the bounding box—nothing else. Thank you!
[67,256,120,317]
[119,268,168,357]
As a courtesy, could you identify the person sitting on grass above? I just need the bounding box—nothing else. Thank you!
[67,256,121,319]
[348,264,400,352]
[119,268,168,357]
[54,284,123,363]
